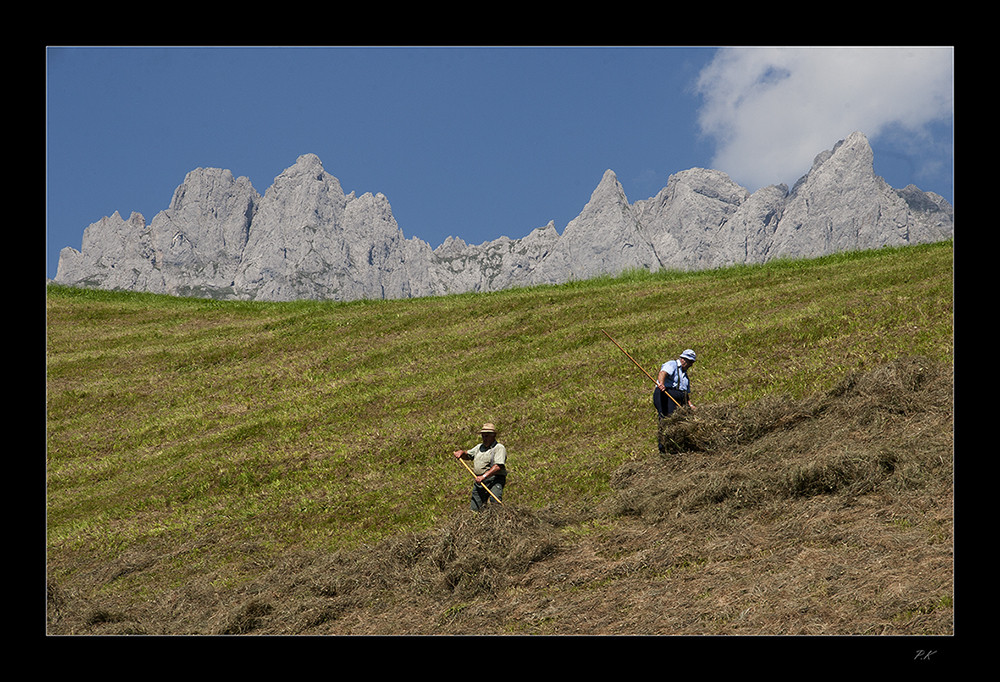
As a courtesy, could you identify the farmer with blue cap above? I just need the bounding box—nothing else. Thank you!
[654,348,697,420]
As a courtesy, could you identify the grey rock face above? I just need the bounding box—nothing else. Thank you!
[772,132,907,259]
[55,132,954,302]
[56,211,164,293]
[151,167,258,298]
[529,169,659,285]
[633,167,751,271]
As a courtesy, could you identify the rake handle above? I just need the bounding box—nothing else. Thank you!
[601,329,683,409]
[457,454,504,505]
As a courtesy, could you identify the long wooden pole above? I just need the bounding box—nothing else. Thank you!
[457,456,503,505]
[601,329,683,409]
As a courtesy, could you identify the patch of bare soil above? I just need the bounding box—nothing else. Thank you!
[47,358,953,636]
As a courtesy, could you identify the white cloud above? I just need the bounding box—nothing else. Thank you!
[694,47,954,191]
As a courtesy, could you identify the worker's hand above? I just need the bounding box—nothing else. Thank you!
[656,381,665,392]
[453,449,465,459]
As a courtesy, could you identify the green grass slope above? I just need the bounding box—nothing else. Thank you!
[46,241,954,635]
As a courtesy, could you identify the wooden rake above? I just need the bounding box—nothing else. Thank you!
[601,329,683,410]
[457,456,503,505]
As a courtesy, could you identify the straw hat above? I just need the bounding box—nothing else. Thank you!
[480,423,497,434]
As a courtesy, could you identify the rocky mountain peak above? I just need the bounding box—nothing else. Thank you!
[55,132,953,302]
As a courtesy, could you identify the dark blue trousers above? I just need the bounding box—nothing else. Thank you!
[653,388,688,419]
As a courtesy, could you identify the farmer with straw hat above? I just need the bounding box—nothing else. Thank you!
[454,423,507,511]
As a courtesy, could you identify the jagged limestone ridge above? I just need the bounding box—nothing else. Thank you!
[55,132,954,302]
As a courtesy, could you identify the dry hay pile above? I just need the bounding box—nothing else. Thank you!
[208,504,564,635]
[635,356,954,517]
[585,356,955,635]
[48,502,565,635]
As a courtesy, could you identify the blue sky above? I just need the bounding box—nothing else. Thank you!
[45,46,954,280]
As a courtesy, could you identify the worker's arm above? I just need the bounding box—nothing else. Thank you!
[476,463,504,483]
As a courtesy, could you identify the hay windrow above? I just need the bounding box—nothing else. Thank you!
[630,357,952,520]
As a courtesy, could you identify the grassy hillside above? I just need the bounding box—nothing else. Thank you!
[45,241,954,635]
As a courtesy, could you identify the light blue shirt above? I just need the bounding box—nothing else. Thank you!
[660,359,690,392]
